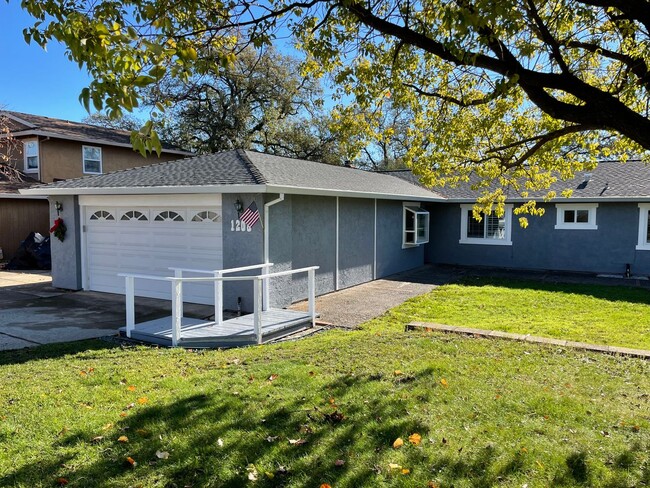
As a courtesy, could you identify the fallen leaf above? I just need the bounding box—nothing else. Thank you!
[266,436,278,443]
[428,482,440,488]
[137,397,148,405]
[155,450,169,460]
[91,436,104,443]
[268,374,279,382]
[329,397,336,405]
[324,411,345,424]
[309,371,315,376]
[394,370,403,376]
[56,478,69,486]
[247,464,258,481]
[135,428,151,437]
[125,456,137,468]
[127,385,136,392]
[520,447,528,453]
[408,433,421,445]
[440,378,449,387]
[265,471,275,479]
[388,463,402,470]
[125,402,135,409]
[334,459,345,467]
[632,425,640,432]
[288,438,307,446]
[320,484,332,488]
[217,438,224,447]
[393,437,404,449]
[79,371,87,377]
[117,435,129,443]
[401,468,410,475]
[119,412,128,417]
[102,423,113,431]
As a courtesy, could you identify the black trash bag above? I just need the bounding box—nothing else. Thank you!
[6,232,52,270]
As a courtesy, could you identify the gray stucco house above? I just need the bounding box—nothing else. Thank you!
[22,150,441,310]
[22,152,650,312]
[389,161,650,277]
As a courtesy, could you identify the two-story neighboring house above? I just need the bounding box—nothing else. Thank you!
[0,111,191,263]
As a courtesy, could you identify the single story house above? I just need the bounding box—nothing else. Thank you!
[22,150,443,310]
[389,161,650,277]
[21,152,650,312]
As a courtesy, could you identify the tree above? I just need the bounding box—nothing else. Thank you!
[19,0,650,215]
[0,112,20,182]
[82,112,144,131]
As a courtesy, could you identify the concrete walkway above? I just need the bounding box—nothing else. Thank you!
[289,265,459,328]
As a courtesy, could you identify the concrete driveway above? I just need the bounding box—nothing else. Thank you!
[0,271,212,351]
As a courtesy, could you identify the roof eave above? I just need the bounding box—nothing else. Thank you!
[443,196,650,203]
[20,184,266,196]
[8,129,192,156]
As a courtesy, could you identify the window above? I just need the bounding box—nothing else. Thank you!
[191,210,220,222]
[637,204,650,250]
[460,204,513,246]
[154,210,184,222]
[23,140,39,173]
[403,204,429,247]
[120,210,148,221]
[555,204,598,230]
[83,146,102,174]
[89,210,115,221]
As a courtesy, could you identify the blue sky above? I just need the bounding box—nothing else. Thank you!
[0,1,93,121]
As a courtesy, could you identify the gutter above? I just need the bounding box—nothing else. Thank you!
[263,193,285,309]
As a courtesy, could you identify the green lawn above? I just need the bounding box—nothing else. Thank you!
[374,277,650,350]
[0,281,649,487]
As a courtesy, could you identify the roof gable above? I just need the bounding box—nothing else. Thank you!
[1,111,190,155]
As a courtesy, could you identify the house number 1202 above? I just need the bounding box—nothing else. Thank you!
[230,219,252,232]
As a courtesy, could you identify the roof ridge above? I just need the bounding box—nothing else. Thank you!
[3,110,133,135]
[238,149,268,184]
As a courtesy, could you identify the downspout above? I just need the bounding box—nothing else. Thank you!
[263,193,284,309]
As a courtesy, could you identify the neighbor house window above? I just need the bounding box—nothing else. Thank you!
[460,204,513,245]
[83,146,102,174]
[23,140,39,173]
[555,203,598,230]
[636,204,650,250]
[403,203,430,247]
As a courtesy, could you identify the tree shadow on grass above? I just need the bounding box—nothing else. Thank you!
[0,339,119,367]
[2,370,648,487]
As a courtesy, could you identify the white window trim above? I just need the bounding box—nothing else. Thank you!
[82,145,103,174]
[23,139,39,174]
[459,204,513,246]
[636,204,650,250]
[554,203,598,230]
[402,201,430,248]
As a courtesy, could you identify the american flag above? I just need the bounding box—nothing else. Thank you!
[240,201,260,228]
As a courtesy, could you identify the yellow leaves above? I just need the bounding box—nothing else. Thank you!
[393,370,403,376]
[127,385,136,392]
[440,378,449,388]
[408,433,422,445]
[401,468,410,475]
[392,437,404,449]
[137,397,148,405]
[125,456,137,468]
[117,435,129,443]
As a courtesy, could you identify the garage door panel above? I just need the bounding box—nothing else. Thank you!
[84,204,223,305]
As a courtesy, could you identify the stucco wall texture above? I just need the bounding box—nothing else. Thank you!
[426,202,650,275]
[221,193,264,312]
[267,195,427,308]
[48,195,83,290]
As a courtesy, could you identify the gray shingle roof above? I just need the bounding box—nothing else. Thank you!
[2,110,188,153]
[28,150,445,200]
[41,150,265,189]
[387,161,650,201]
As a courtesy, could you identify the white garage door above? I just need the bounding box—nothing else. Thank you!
[82,196,223,305]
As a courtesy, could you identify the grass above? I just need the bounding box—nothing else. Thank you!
[0,280,649,487]
[376,277,650,350]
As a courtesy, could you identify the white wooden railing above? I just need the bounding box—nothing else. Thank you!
[119,264,319,346]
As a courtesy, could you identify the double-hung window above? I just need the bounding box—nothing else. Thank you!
[403,203,430,247]
[23,140,39,173]
[83,146,102,174]
[554,204,598,230]
[460,204,513,245]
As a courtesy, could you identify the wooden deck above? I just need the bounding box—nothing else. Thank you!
[119,308,314,348]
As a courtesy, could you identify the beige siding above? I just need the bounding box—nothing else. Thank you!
[0,198,50,261]
[40,139,179,183]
